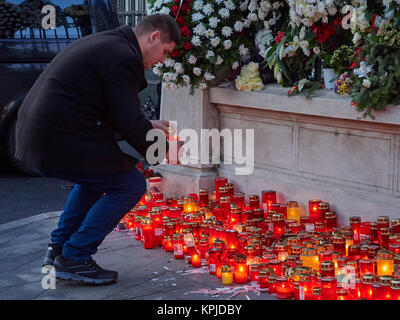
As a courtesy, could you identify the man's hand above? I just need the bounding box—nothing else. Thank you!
[150,120,170,135]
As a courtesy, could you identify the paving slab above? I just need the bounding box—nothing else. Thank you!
[0,212,278,300]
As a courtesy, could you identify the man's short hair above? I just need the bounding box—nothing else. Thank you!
[134,13,181,45]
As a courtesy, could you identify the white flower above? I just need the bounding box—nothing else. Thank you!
[193,0,204,10]
[163,72,177,82]
[204,72,215,81]
[152,67,162,76]
[234,21,244,32]
[223,39,232,50]
[221,26,233,37]
[239,1,248,11]
[243,19,252,28]
[174,62,184,74]
[159,7,170,15]
[188,55,197,64]
[182,75,191,84]
[313,46,321,55]
[193,23,206,36]
[248,13,258,21]
[206,50,215,59]
[273,1,281,10]
[209,17,220,28]
[199,82,208,90]
[191,35,202,46]
[192,12,205,22]
[219,8,230,18]
[362,79,371,88]
[232,61,239,70]
[352,32,362,44]
[215,56,223,65]
[211,37,221,47]
[204,29,215,38]
[203,3,213,15]
[164,58,175,68]
[224,0,235,10]
[193,67,202,76]
[239,44,249,56]
[154,0,163,8]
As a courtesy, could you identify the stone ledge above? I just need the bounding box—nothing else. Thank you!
[209,83,400,125]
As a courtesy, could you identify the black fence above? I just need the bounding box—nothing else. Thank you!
[114,0,146,27]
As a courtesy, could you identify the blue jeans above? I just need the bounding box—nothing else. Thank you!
[42,168,146,262]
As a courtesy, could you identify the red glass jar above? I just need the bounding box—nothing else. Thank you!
[234,254,248,284]
[299,275,313,300]
[268,259,283,276]
[151,210,163,247]
[370,223,379,244]
[325,212,337,232]
[208,248,222,275]
[261,190,276,214]
[392,219,400,234]
[276,276,293,299]
[233,192,245,210]
[336,288,350,300]
[378,276,393,300]
[379,228,391,249]
[241,209,253,223]
[333,236,346,256]
[249,195,260,209]
[172,233,184,259]
[218,187,229,202]
[198,238,209,260]
[320,277,337,300]
[359,222,372,242]
[308,199,321,223]
[312,287,322,300]
[268,275,277,294]
[258,270,269,289]
[320,261,335,277]
[220,196,231,221]
[163,235,174,252]
[367,244,380,259]
[359,259,374,278]
[229,207,241,226]
[249,264,260,281]
[225,229,239,251]
[272,213,285,241]
[212,206,225,223]
[318,202,330,223]
[314,221,326,233]
[361,274,376,300]
[349,216,362,244]
[389,243,400,254]
[215,177,228,200]
[199,189,209,207]
[348,244,361,261]
[142,218,155,249]
[391,279,400,300]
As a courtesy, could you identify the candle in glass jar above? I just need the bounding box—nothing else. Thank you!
[268,275,277,294]
[249,195,260,209]
[221,265,233,285]
[249,264,260,281]
[191,252,201,268]
[208,248,222,275]
[142,218,155,249]
[286,201,301,224]
[276,276,293,299]
[163,235,174,252]
[272,213,285,240]
[333,235,346,256]
[320,277,337,300]
[234,254,248,284]
[325,212,337,232]
[318,202,330,223]
[262,190,276,214]
[183,196,195,213]
[268,259,283,276]
[376,250,395,276]
[379,228,391,249]
[349,216,361,244]
[312,287,322,300]
[173,233,184,259]
[258,269,269,289]
[300,248,319,271]
[378,276,393,300]
[225,229,239,251]
[359,259,374,278]
[391,278,400,300]
[361,274,377,300]
[299,275,313,300]
[308,199,321,223]
[215,177,228,200]
[199,189,209,207]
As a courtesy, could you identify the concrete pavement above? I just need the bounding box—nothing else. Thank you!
[0,211,278,300]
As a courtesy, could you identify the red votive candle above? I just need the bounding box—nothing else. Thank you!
[234,254,248,284]
[142,218,155,249]
[225,229,239,251]
[208,248,222,275]
[199,189,209,207]
[249,195,260,208]
[320,277,337,300]
[276,276,293,299]
[261,190,276,214]
[233,192,245,210]
[173,233,184,259]
[164,236,174,252]
[191,252,201,268]
[268,259,283,276]
[268,275,277,294]
[258,270,269,289]
[359,259,374,278]
[308,199,321,223]
[361,274,376,300]
[350,216,362,244]
[391,279,400,300]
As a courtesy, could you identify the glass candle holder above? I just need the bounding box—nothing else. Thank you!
[376,250,395,276]
[215,177,228,200]
[333,235,346,256]
[234,254,248,284]
[359,258,374,278]
[378,276,393,300]
[308,199,322,223]
[349,216,361,244]
[272,213,285,241]
[268,259,283,276]
[359,222,372,242]
[249,195,260,209]
[336,288,350,300]
[258,270,269,289]
[191,252,201,268]
[268,275,277,294]
[299,275,313,300]
[183,196,195,213]
[229,207,241,226]
[325,212,337,232]
[233,192,245,210]
[276,276,293,299]
[320,261,335,278]
[262,190,276,214]
[391,278,400,300]
[225,229,239,251]
[199,189,209,207]
[163,235,174,252]
[208,248,222,275]
[142,218,155,249]
[348,244,361,261]
[321,277,337,300]
[367,244,380,259]
[392,219,400,234]
[379,228,391,249]
[318,202,330,224]
[249,264,260,282]
[300,248,319,272]
[286,201,301,224]
[312,287,322,300]
[362,274,377,300]
[172,233,184,259]
[221,265,233,285]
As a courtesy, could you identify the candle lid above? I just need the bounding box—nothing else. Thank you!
[275,275,288,282]
[313,287,322,295]
[199,189,208,195]
[268,275,277,283]
[287,201,299,207]
[379,275,394,286]
[362,274,377,284]
[349,216,361,224]
[318,202,330,209]
[234,253,247,263]
[320,261,335,270]
[221,265,231,273]
[220,196,230,204]
[377,216,390,223]
[377,249,394,259]
[325,212,337,218]
[249,195,259,201]
[392,218,400,227]
[259,270,269,277]
[391,279,400,289]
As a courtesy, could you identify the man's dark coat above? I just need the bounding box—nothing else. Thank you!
[15,25,159,175]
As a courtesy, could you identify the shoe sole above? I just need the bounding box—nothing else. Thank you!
[55,271,117,285]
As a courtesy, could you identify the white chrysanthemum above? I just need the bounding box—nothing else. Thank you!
[163,72,177,82]
[193,67,202,76]
[203,3,213,15]
[182,75,191,84]
[239,44,249,56]
[204,29,215,38]
[204,72,215,81]
[223,39,232,50]
[209,17,221,28]
[164,82,179,91]
[221,26,233,37]
[164,58,175,68]
[239,1,248,11]
[232,61,239,70]
[191,35,202,46]
[174,62,184,74]
[313,46,321,55]
[159,7,170,15]
[206,50,215,59]
[199,82,207,90]
[224,0,235,10]
[248,0,257,12]
[215,55,223,65]
[248,13,258,21]
[234,21,244,32]
[192,12,205,22]
[211,37,221,47]
[193,0,204,10]
[152,67,162,76]
[154,0,163,8]
[362,79,371,88]
[193,23,206,36]
[188,55,197,64]
[219,8,230,18]
[243,19,252,28]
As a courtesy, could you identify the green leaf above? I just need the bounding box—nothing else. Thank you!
[298,78,310,92]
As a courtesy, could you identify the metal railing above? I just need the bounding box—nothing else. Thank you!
[114,0,147,27]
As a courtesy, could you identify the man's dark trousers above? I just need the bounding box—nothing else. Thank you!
[43,167,146,262]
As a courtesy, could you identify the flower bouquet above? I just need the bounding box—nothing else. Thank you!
[148,0,255,92]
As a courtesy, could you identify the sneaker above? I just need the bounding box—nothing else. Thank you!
[54,255,118,285]
[42,243,62,267]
